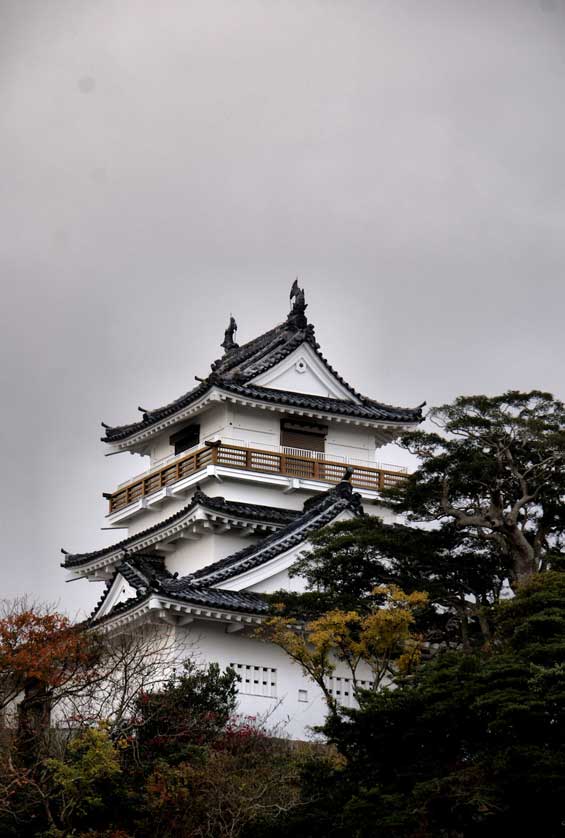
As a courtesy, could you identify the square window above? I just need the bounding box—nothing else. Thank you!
[169,424,200,456]
[298,689,308,702]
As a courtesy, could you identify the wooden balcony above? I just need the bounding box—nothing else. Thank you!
[106,442,408,515]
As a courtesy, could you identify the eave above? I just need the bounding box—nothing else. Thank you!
[63,491,298,578]
[94,592,267,634]
[190,482,363,588]
[105,385,420,454]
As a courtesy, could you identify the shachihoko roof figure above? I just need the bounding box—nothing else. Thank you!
[101,284,424,444]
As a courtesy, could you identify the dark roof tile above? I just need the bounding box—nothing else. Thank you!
[190,479,363,586]
[90,584,269,626]
[89,479,363,624]
[102,314,423,443]
[219,383,422,422]
[62,490,299,569]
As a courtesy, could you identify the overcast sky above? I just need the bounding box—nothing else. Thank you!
[1,0,564,617]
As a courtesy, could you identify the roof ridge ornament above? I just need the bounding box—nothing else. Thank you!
[192,486,211,504]
[342,465,354,482]
[333,467,355,500]
[287,278,308,330]
[221,315,239,354]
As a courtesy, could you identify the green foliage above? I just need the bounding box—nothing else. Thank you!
[260,585,428,714]
[42,728,122,834]
[4,391,565,837]
[0,661,251,838]
[278,390,565,649]
[391,391,565,583]
[254,570,565,838]
[133,661,239,765]
[285,515,509,645]
[497,570,565,661]
[144,730,303,838]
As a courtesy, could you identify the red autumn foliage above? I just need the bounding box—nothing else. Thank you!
[0,607,101,711]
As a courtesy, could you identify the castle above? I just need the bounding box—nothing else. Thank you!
[62,284,423,738]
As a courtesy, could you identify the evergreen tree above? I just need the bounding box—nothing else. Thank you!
[286,517,509,646]
[276,391,565,646]
[392,391,565,584]
[250,570,565,838]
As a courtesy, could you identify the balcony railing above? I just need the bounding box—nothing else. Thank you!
[106,442,408,515]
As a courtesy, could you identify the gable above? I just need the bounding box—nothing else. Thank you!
[95,573,138,619]
[249,344,361,403]
[215,507,357,593]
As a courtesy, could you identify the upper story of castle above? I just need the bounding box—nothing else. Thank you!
[100,283,424,534]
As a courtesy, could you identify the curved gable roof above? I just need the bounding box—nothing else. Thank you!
[89,479,363,625]
[102,294,424,444]
[188,479,363,587]
[62,489,300,570]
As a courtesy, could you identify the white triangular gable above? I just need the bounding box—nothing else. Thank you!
[250,344,361,403]
[96,573,138,619]
[214,507,357,593]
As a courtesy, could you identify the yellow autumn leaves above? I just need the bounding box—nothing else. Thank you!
[258,585,428,710]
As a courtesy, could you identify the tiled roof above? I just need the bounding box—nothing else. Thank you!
[155,583,270,613]
[90,586,270,626]
[102,380,210,442]
[210,321,316,381]
[119,554,172,587]
[89,478,363,625]
[102,303,423,443]
[89,572,118,620]
[219,383,421,422]
[62,489,299,569]
[189,478,363,587]
[90,552,270,621]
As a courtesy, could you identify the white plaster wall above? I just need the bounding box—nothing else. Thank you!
[149,404,231,467]
[247,568,307,594]
[250,344,355,402]
[196,479,308,510]
[257,364,332,398]
[165,531,258,577]
[175,621,377,740]
[97,573,138,617]
[110,393,395,538]
[123,481,242,537]
[200,403,231,442]
[325,422,375,461]
[145,406,381,469]
[225,405,378,463]
[226,405,279,448]
[150,434,174,464]
[124,501,181,536]
[118,476,388,540]
[118,479,306,537]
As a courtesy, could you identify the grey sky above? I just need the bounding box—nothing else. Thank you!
[1,0,564,617]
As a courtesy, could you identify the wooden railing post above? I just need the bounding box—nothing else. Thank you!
[105,442,407,513]
[103,492,113,514]
[204,439,221,466]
